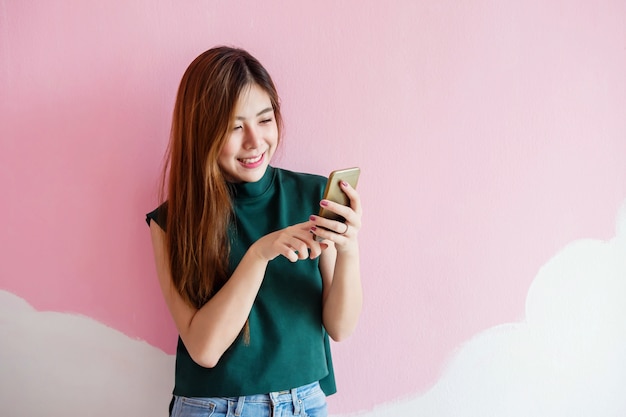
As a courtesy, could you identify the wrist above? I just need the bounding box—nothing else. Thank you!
[336,242,359,256]
[247,240,272,263]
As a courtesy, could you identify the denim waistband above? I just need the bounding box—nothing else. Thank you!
[171,381,324,417]
[231,381,320,403]
[230,381,321,416]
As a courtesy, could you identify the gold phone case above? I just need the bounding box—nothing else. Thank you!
[318,167,360,222]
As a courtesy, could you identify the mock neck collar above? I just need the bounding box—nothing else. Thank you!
[229,166,275,200]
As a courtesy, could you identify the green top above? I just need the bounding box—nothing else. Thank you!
[147,166,336,397]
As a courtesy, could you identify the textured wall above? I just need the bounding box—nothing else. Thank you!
[1,1,625,415]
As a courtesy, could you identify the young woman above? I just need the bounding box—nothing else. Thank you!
[147,46,362,417]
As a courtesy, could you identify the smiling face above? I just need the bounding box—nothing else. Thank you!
[218,83,278,183]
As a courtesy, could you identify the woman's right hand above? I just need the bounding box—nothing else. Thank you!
[251,221,325,263]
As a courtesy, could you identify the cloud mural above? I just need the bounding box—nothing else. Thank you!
[1,202,625,416]
[340,202,626,417]
[0,292,174,416]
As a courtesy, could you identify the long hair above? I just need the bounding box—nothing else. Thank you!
[161,46,283,309]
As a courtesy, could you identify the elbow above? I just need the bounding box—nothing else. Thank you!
[328,332,349,342]
[325,322,358,342]
[323,306,362,342]
[191,352,221,369]
[188,345,223,369]
[180,326,236,368]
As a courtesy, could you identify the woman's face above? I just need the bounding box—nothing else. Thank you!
[218,83,278,183]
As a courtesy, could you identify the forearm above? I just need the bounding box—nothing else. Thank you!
[322,246,362,341]
[152,220,320,368]
[179,222,319,367]
[179,249,268,367]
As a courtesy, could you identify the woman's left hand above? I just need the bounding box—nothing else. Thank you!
[309,180,362,253]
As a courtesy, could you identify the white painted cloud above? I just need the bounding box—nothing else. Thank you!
[0,292,175,416]
[337,201,626,417]
[1,202,625,417]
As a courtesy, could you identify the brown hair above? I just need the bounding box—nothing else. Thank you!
[161,46,283,309]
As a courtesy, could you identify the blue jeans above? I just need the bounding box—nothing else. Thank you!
[170,381,328,417]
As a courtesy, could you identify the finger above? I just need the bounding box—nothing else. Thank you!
[283,247,299,262]
[277,236,302,262]
[304,232,327,259]
[309,215,343,235]
[286,239,306,260]
[292,233,325,260]
[319,200,353,222]
[310,225,349,244]
[339,181,362,214]
[279,222,326,260]
[316,200,360,229]
[313,211,358,236]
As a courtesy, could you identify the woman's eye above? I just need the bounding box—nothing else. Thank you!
[260,118,273,124]
[233,125,242,131]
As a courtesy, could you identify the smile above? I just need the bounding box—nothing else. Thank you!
[238,152,265,168]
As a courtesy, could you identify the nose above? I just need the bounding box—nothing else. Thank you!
[243,126,262,150]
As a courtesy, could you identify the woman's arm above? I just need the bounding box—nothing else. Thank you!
[149,219,323,368]
[310,181,363,341]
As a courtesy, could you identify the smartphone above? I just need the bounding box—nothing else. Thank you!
[318,167,361,222]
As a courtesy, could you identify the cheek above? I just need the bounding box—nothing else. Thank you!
[219,138,237,163]
[268,124,279,146]
[216,150,233,176]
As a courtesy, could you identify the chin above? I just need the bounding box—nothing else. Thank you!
[225,165,268,183]
[245,167,268,182]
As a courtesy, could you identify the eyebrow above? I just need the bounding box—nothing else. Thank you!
[235,107,274,121]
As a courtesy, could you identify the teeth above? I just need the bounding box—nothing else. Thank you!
[239,154,263,164]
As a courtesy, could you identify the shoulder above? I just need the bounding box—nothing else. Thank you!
[273,167,327,189]
[146,202,168,230]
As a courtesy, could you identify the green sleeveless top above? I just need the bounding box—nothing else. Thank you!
[146,166,336,397]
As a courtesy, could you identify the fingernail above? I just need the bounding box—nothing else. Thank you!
[309,215,316,221]
[341,180,348,187]
[320,200,329,207]
[310,226,317,232]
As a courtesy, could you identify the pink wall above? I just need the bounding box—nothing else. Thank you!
[1,1,625,415]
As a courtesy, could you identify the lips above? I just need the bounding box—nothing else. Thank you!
[237,152,265,168]
[238,154,263,164]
